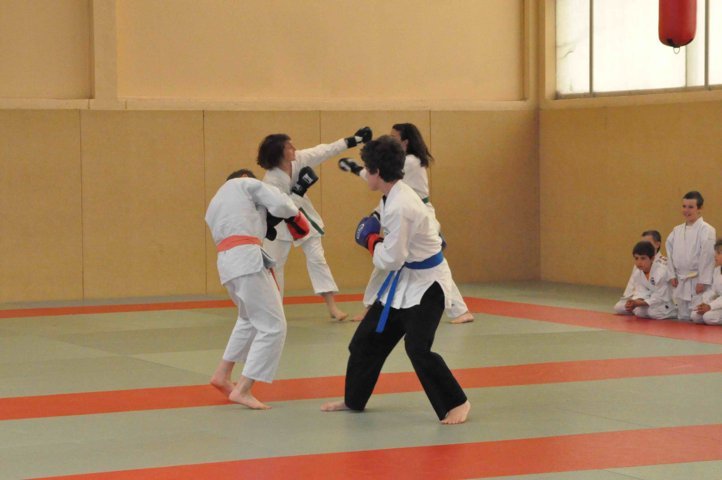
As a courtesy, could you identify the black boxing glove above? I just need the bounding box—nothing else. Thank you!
[345,126,373,148]
[291,166,319,197]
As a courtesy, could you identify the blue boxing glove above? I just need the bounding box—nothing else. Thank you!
[355,213,383,254]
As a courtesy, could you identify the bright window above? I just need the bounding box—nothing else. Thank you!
[556,0,721,96]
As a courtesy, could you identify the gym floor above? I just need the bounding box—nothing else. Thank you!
[1,281,722,479]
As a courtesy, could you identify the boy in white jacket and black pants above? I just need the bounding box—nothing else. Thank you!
[321,136,470,425]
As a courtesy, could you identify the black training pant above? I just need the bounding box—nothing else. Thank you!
[344,282,467,420]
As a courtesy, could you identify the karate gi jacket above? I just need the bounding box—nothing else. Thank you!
[263,139,348,244]
[205,178,298,284]
[372,181,454,310]
[666,217,716,301]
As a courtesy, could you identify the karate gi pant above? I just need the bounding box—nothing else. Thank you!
[363,267,469,319]
[344,282,467,420]
[614,300,677,320]
[675,295,704,321]
[690,309,722,325]
[222,269,286,383]
[263,236,338,296]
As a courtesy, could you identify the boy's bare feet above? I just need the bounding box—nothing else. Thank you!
[210,376,234,396]
[449,312,474,324]
[320,400,350,412]
[351,306,370,322]
[441,401,471,425]
[229,390,271,410]
[322,292,348,321]
[330,308,349,321]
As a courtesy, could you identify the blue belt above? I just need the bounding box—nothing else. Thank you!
[375,251,444,333]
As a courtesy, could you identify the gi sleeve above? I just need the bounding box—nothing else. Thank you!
[294,139,349,171]
[248,180,298,219]
[698,225,717,285]
[665,229,677,280]
[372,208,412,272]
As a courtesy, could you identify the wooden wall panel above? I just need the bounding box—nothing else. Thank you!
[0,111,83,302]
[81,111,206,298]
[431,110,540,283]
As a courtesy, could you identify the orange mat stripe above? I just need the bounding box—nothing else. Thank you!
[0,294,360,319]
[466,297,722,345]
[4,295,722,347]
[33,424,722,479]
[3,353,722,421]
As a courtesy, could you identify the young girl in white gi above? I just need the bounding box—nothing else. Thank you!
[339,123,474,324]
[665,191,717,320]
[258,128,372,321]
[691,239,722,325]
[206,169,309,409]
[321,135,471,425]
[616,240,677,319]
[614,230,664,314]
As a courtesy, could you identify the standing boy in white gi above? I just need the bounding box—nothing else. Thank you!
[205,169,309,409]
[321,136,470,425]
[691,239,722,325]
[617,240,677,319]
[666,191,716,321]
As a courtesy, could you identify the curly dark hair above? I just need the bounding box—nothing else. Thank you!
[360,135,405,182]
[257,134,290,170]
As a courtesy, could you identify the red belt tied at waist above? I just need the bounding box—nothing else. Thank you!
[216,235,262,252]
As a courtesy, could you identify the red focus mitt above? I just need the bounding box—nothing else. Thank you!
[285,211,310,240]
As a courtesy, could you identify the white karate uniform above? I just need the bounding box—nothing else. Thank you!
[262,139,348,295]
[614,255,677,319]
[205,177,298,382]
[361,154,469,317]
[691,266,722,325]
[368,181,455,309]
[614,253,660,313]
[666,217,716,320]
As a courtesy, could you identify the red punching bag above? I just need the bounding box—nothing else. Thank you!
[659,0,697,48]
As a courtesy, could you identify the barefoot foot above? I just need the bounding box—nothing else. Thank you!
[441,400,471,425]
[228,391,271,410]
[351,306,370,322]
[330,309,349,321]
[450,312,474,324]
[210,376,234,396]
[321,400,350,412]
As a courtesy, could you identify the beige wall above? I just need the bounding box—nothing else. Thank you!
[0,111,83,302]
[0,0,538,303]
[116,0,524,102]
[0,0,91,99]
[540,102,722,288]
[81,111,207,298]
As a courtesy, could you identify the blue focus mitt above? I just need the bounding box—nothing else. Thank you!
[355,214,383,254]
